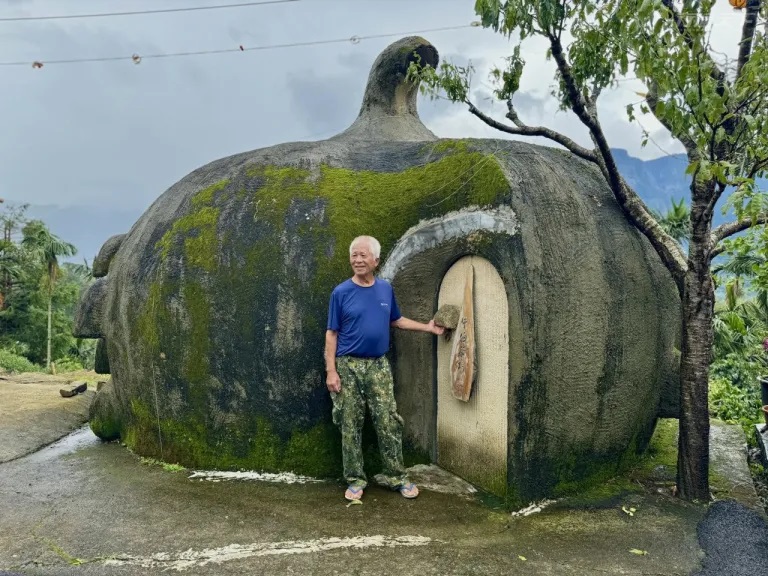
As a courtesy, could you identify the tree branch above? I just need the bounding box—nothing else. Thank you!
[748,155,768,179]
[737,0,762,79]
[465,101,598,163]
[646,83,698,156]
[707,181,727,219]
[547,32,688,287]
[710,214,768,254]
[660,0,725,85]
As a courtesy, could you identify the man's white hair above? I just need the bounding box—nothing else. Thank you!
[349,235,381,259]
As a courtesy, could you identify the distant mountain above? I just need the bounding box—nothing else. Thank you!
[10,148,764,264]
[612,149,691,212]
[612,148,767,227]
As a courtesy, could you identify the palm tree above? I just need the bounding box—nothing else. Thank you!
[21,221,77,370]
[651,198,691,244]
[0,239,23,309]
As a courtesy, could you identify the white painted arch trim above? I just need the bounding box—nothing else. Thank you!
[379,206,519,282]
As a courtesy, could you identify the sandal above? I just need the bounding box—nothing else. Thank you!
[345,485,364,501]
[398,482,419,499]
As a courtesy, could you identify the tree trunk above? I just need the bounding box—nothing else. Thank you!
[47,292,52,371]
[676,188,715,501]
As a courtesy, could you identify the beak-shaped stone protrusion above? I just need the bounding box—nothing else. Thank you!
[94,338,110,374]
[334,36,440,142]
[92,233,125,278]
[73,277,108,338]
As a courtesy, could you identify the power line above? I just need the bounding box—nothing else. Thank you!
[0,0,299,22]
[0,24,478,68]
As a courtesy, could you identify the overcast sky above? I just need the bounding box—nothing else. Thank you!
[0,0,749,212]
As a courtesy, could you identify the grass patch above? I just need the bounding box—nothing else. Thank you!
[139,456,187,472]
[635,418,678,474]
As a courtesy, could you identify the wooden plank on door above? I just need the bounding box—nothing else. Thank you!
[450,264,475,401]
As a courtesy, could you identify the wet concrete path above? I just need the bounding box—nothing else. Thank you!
[0,425,710,575]
[3,403,768,576]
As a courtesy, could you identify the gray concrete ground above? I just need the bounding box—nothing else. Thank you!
[0,379,766,576]
[0,374,94,464]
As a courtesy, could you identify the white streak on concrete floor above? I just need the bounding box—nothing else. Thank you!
[510,499,557,517]
[187,470,323,484]
[104,535,436,571]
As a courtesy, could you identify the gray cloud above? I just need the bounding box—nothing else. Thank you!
[0,0,743,213]
[285,56,366,138]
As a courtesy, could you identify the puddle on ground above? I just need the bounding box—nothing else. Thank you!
[22,425,101,464]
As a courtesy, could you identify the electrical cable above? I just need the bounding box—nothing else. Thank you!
[0,24,477,68]
[0,0,300,22]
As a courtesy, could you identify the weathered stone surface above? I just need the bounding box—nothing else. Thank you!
[59,386,77,398]
[94,338,110,374]
[657,347,681,418]
[75,36,680,505]
[88,378,120,441]
[92,233,125,278]
[385,192,680,503]
[72,277,107,338]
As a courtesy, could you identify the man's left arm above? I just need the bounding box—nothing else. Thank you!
[391,316,444,335]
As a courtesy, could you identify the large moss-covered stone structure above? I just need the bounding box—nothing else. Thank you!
[75,36,680,506]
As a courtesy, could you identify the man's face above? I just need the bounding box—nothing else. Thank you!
[349,242,379,277]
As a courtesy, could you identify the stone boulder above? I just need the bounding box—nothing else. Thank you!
[74,36,679,505]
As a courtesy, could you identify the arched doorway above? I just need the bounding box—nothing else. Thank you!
[436,255,509,497]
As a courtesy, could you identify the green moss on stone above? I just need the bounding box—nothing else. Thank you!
[90,413,121,441]
[192,180,228,208]
[244,150,508,296]
[282,423,342,477]
[123,399,342,477]
[128,147,510,479]
[156,179,228,272]
[425,139,470,155]
[181,281,210,385]
[530,419,682,510]
[552,454,634,499]
[634,418,678,477]
[137,281,168,352]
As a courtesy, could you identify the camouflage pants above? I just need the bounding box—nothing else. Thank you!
[330,355,407,489]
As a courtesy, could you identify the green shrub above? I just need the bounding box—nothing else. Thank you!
[709,376,763,439]
[710,352,765,389]
[0,349,41,373]
[52,356,84,373]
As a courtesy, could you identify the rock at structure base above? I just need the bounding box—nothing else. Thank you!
[60,381,87,398]
[89,379,121,441]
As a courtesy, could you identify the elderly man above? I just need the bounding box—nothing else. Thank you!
[325,235,444,501]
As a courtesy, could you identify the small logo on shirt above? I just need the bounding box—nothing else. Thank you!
[380,302,389,308]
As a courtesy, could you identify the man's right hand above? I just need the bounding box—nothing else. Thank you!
[326,370,341,393]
